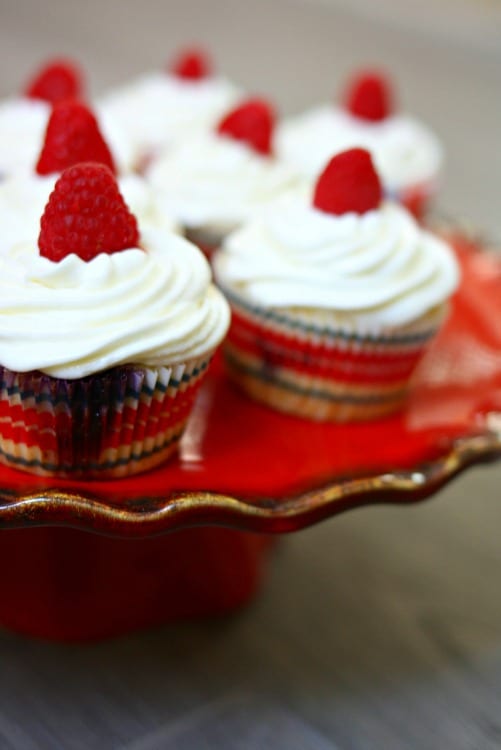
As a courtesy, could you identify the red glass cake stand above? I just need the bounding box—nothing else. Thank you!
[1,231,501,641]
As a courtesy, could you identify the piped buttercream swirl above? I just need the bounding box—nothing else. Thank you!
[147,132,299,233]
[97,72,240,163]
[277,106,443,194]
[0,97,136,178]
[0,228,230,378]
[213,199,459,333]
[0,98,49,178]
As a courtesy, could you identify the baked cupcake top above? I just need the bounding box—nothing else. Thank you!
[0,58,135,178]
[277,70,443,197]
[0,100,178,255]
[0,163,230,378]
[97,47,240,167]
[146,98,299,234]
[213,148,459,333]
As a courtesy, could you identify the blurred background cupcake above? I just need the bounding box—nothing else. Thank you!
[0,98,179,256]
[97,46,240,172]
[277,68,443,219]
[0,57,135,179]
[0,57,84,180]
[146,96,300,256]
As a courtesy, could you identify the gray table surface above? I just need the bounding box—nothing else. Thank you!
[1,1,501,748]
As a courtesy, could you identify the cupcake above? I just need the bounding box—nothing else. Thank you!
[0,58,84,179]
[0,99,179,256]
[0,58,135,179]
[97,47,240,171]
[213,148,459,422]
[146,97,299,256]
[277,69,443,219]
[0,163,229,477]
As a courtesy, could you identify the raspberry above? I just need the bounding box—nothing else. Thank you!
[36,100,116,176]
[217,98,275,156]
[24,58,84,105]
[38,163,139,262]
[344,70,393,122]
[170,47,212,80]
[313,148,382,215]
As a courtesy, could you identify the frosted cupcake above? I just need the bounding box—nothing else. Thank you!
[0,58,85,179]
[146,97,299,256]
[0,163,229,477]
[277,70,443,219]
[0,99,178,256]
[97,47,240,171]
[0,58,135,179]
[213,148,459,422]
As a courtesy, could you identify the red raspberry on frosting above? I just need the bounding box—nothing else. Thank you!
[38,163,139,262]
[217,98,275,156]
[36,100,116,176]
[313,148,382,215]
[170,47,212,80]
[344,70,393,122]
[24,58,85,105]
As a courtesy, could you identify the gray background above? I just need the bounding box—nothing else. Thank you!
[1,1,501,748]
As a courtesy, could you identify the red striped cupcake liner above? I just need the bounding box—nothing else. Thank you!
[221,287,445,422]
[0,354,213,478]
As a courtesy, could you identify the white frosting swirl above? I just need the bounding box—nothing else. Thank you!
[0,98,49,178]
[0,173,179,256]
[213,199,459,333]
[0,96,136,178]
[147,132,300,234]
[277,106,443,194]
[0,227,230,378]
[97,72,240,163]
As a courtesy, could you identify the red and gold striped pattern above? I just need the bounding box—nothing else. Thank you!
[0,355,212,478]
[223,291,444,422]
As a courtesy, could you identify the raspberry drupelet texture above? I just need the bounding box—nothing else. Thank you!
[217,98,275,156]
[313,148,382,215]
[24,58,85,105]
[36,100,116,176]
[38,163,139,262]
[344,70,393,122]
[170,47,212,80]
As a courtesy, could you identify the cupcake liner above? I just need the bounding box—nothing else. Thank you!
[221,286,445,422]
[0,354,212,478]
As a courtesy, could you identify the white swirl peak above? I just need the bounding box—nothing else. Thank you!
[147,131,300,234]
[97,72,240,163]
[0,98,50,178]
[0,227,230,378]
[0,95,139,178]
[213,198,459,333]
[277,105,443,194]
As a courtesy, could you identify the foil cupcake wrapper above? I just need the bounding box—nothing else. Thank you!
[0,355,212,478]
[221,288,445,422]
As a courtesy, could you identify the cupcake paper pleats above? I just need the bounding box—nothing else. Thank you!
[0,354,212,478]
[222,287,446,422]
